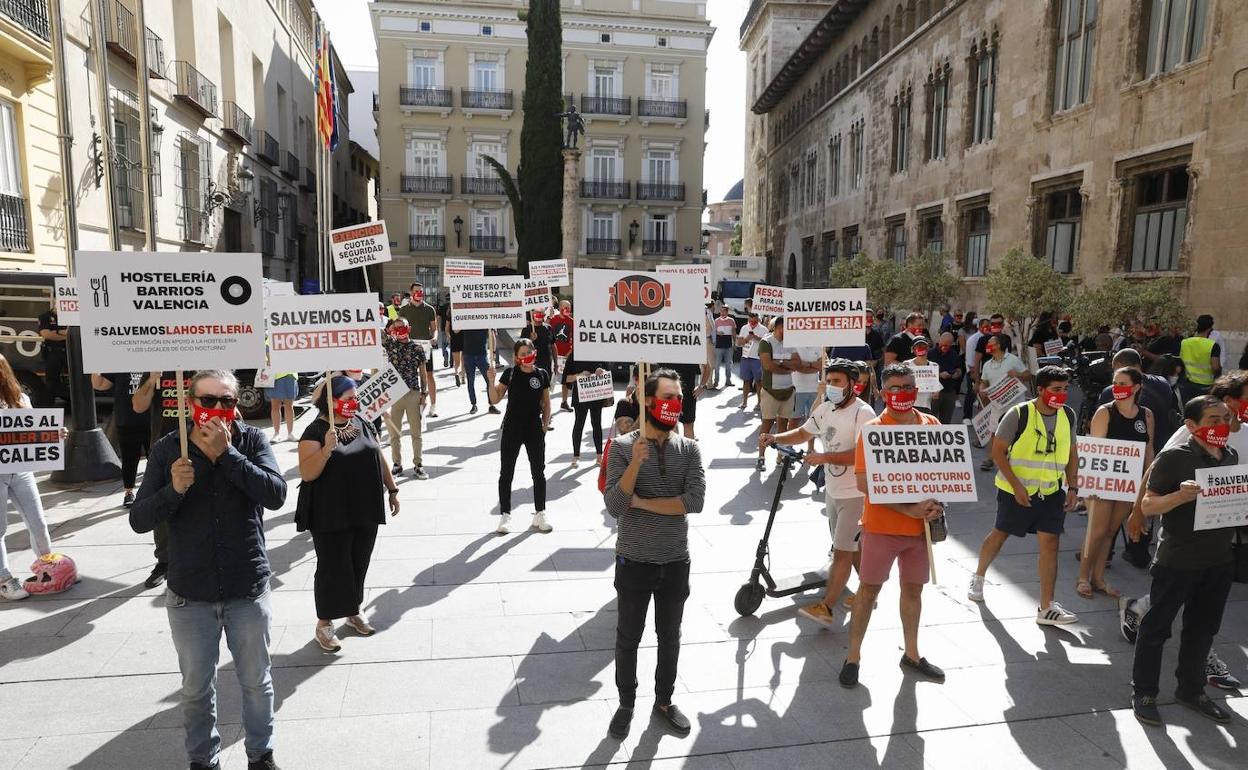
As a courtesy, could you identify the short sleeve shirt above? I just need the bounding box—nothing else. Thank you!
[499,366,550,427]
[1148,439,1239,569]
[739,323,766,359]
[980,353,1026,390]
[398,302,437,340]
[854,410,942,536]
[803,398,876,498]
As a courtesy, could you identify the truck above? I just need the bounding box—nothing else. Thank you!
[710,255,767,316]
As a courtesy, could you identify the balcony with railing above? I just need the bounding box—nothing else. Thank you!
[461,176,506,196]
[222,101,251,144]
[301,166,315,192]
[400,174,452,195]
[101,1,163,76]
[586,238,621,257]
[409,234,445,252]
[579,179,630,200]
[637,182,686,202]
[283,151,299,180]
[399,86,452,110]
[643,239,677,257]
[171,60,217,117]
[470,235,506,253]
[255,130,279,165]
[580,95,631,117]
[462,89,513,111]
[0,193,30,252]
[638,98,688,120]
[0,0,49,42]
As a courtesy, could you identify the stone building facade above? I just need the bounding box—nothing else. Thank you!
[740,0,1248,341]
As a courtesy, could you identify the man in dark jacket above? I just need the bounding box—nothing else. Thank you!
[131,369,287,770]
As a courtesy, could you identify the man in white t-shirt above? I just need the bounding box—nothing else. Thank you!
[736,312,767,411]
[761,359,876,627]
[789,344,825,428]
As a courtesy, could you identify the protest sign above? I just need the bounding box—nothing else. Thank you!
[75,251,265,373]
[1075,436,1147,502]
[572,268,706,365]
[1043,338,1064,357]
[262,281,295,299]
[254,367,276,389]
[751,284,786,316]
[782,288,868,348]
[860,423,978,503]
[444,258,484,283]
[330,221,392,272]
[355,364,411,423]
[522,278,552,312]
[450,276,525,330]
[576,371,614,402]
[911,363,941,393]
[986,376,1029,410]
[529,258,569,287]
[971,405,997,447]
[0,409,64,473]
[655,263,711,302]
[1193,464,1248,531]
[265,293,384,372]
[53,277,80,325]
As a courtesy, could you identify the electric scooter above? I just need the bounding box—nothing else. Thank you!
[733,443,828,616]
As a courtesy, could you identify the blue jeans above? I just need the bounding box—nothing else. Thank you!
[166,587,274,765]
[464,353,491,406]
[713,347,733,385]
[0,472,52,580]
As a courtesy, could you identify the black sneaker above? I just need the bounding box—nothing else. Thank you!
[247,752,280,770]
[189,762,219,770]
[608,706,633,739]
[1176,692,1232,724]
[1206,652,1243,690]
[900,655,945,682]
[653,703,691,735]
[123,490,135,508]
[391,463,402,476]
[488,406,501,415]
[561,403,573,412]
[1119,596,1142,645]
[144,563,168,589]
[839,660,860,688]
[1133,694,1162,726]
[470,404,478,414]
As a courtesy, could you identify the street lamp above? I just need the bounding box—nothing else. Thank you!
[453,215,464,247]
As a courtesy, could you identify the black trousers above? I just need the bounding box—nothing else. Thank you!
[936,389,959,424]
[311,525,379,620]
[499,424,545,514]
[571,403,603,458]
[43,350,69,404]
[117,424,149,489]
[1132,561,1233,699]
[963,376,978,424]
[614,556,690,708]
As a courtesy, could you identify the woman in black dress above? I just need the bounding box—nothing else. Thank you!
[563,356,611,468]
[297,376,400,652]
[487,339,552,535]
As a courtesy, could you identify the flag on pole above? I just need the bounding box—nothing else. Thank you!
[315,23,338,151]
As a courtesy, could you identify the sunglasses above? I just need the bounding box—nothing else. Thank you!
[196,395,239,408]
[1034,429,1057,455]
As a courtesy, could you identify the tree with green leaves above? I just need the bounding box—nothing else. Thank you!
[483,0,563,273]
[896,249,958,315]
[828,254,903,314]
[983,247,1073,347]
[1068,277,1190,336]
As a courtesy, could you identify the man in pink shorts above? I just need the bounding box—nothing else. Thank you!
[840,364,947,688]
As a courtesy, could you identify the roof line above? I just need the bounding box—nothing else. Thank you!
[750,0,869,115]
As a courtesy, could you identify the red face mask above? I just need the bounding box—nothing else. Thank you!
[1042,390,1068,409]
[411,290,424,304]
[192,403,235,427]
[1194,423,1231,448]
[853,381,866,395]
[389,326,410,342]
[908,326,924,336]
[986,344,999,355]
[333,397,359,419]
[1111,384,1134,401]
[990,324,1004,334]
[517,353,537,366]
[884,390,916,412]
[913,347,929,358]
[533,313,545,325]
[648,396,683,428]
[1238,401,1248,423]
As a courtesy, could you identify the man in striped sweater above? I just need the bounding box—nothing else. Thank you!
[603,367,706,740]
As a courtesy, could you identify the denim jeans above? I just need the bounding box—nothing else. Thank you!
[166,587,274,765]
[614,556,690,708]
[713,348,733,385]
[1132,562,1232,699]
[464,353,490,406]
[0,472,52,580]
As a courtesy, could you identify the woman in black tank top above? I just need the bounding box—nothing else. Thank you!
[1078,367,1155,600]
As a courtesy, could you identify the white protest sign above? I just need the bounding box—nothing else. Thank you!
[576,372,614,402]
[450,276,525,330]
[860,423,978,503]
[911,363,941,393]
[529,258,569,288]
[75,251,265,373]
[986,376,1029,409]
[1193,464,1248,531]
[1076,436,1147,503]
[265,293,384,372]
[444,258,484,283]
[1043,339,1064,357]
[751,284,786,316]
[330,221,391,272]
[262,281,295,299]
[782,288,868,348]
[655,263,711,302]
[522,278,553,312]
[53,278,80,325]
[355,364,410,423]
[254,368,275,389]
[0,409,64,473]
[572,268,706,365]
[971,405,997,448]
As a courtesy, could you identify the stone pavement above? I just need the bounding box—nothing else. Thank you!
[1,365,1245,769]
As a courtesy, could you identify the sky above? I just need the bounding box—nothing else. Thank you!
[320,0,747,202]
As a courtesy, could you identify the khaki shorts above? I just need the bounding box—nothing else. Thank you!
[825,495,864,552]
[759,389,794,420]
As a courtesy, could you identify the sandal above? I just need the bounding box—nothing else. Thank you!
[1075,579,1093,599]
[1092,583,1121,598]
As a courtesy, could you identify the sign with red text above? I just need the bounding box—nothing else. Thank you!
[655,263,711,302]
[1193,464,1248,531]
[860,424,978,503]
[911,363,941,393]
[573,268,705,364]
[53,278,80,325]
[450,276,525,330]
[1044,339,1065,357]
[265,293,384,372]
[75,251,266,373]
[522,278,553,312]
[0,409,64,472]
[355,364,410,423]
[330,221,392,271]
[971,404,997,447]
[443,258,484,283]
[751,284,786,316]
[1075,436,1147,502]
[986,376,1029,409]
[782,288,868,347]
[576,371,614,403]
[529,258,569,287]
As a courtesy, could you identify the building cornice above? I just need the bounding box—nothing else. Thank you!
[372,3,712,38]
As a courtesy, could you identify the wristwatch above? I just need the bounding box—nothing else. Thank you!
[387,488,399,495]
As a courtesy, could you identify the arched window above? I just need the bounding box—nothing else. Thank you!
[905,0,917,36]
[894,5,905,44]
[882,17,892,52]
[870,28,880,64]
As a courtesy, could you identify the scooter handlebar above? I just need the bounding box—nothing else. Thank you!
[772,444,805,462]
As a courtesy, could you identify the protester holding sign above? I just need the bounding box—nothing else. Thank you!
[382,318,429,480]
[757,318,797,472]
[1130,395,1238,727]
[969,366,1081,626]
[930,331,964,424]
[550,300,575,411]
[398,282,439,416]
[736,313,766,411]
[0,357,56,601]
[1076,367,1154,600]
[908,338,936,413]
[487,339,552,534]
[563,355,611,468]
[977,334,1030,471]
[131,370,194,589]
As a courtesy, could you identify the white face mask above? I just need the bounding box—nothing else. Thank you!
[825,385,845,404]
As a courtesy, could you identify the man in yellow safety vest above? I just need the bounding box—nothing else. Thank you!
[1179,314,1221,402]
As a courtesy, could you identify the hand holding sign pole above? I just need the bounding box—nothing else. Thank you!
[175,369,188,459]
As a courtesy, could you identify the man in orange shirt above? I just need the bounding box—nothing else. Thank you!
[840,364,946,688]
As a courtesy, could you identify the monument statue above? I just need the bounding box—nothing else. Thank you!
[557,100,585,149]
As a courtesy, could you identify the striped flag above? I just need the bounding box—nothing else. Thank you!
[315,24,338,151]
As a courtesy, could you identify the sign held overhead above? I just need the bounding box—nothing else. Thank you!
[782,288,868,347]
[444,258,484,283]
[750,284,786,316]
[330,221,392,271]
[573,268,706,365]
[528,258,569,288]
[53,277,80,325]
[265,293,384,372]
[450,276,526,330]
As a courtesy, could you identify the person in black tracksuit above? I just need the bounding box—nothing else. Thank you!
[488,338,553,535]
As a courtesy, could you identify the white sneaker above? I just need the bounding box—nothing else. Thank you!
[532,512,552,533]
[496,514,512,534]
[314,623,341,652]
[968,574,985,602]
[0,576,29,601]
[1037,601,1078,626]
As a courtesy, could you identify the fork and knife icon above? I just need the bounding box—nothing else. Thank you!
[89,275,110,308]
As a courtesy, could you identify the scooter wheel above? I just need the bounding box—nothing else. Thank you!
[734,582,766,616]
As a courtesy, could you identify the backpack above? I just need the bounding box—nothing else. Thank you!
[1009,402,1077,448]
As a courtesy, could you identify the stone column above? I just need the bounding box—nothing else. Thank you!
[561,148,581,265]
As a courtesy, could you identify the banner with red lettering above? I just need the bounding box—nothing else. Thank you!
[265,293,384,372]
[860,424,978,503]
[330,221,392,271]
[781,288,867,347]
[572,268,705,364]
[751,284,786,316]
[1193,465,1248,531]
[1075,436,1146,502]
[0,409,64,473]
